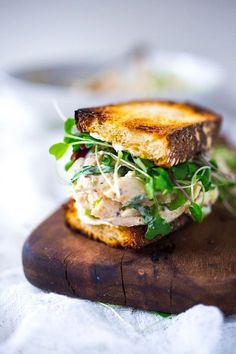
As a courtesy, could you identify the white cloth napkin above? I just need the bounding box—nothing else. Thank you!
[0,271,232,354]
[0,93,236,354]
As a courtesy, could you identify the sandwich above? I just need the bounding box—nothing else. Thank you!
[49,100,236,248]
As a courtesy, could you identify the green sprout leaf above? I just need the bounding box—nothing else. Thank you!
[198,168,211,191]
[63,118,77,144]
[169,190,186,211]
[49,143,69,160]
[187,162,199,178]
[141,159,155,169]
[102,154,113,166]
[64,118,75,134]
[152,167,173,193]
[145,215,170,240]
[153,175,173,193]
[189,202,203,222]
[121,151,130,161]
[135,204,169,239]
[172,163,188,180]
[145,177,155,199]
[153,311,171,318]
[71,165,114,182]
[64,160,75,171]
[209,159,218,170]
[121,195,146,210]
[132,157,148,172]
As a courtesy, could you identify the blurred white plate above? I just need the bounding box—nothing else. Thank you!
[1,48,225,125]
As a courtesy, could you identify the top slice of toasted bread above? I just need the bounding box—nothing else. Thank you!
[75,100,221,167]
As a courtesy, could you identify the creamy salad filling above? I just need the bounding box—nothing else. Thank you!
[69,151,219,228]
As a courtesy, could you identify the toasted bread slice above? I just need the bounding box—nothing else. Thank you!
[64,199,189,249]
[75,100,221,167]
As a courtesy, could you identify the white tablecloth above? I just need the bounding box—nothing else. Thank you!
[0,92,236,354]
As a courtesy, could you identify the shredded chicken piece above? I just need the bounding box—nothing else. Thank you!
[91,197,120,219]
[104,171,145,203]
[70,151,218,227]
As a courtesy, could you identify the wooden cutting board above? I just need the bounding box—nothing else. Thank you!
[22,204,236,315]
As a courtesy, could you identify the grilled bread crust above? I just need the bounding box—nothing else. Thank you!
[75,100,221,167]
[64,199,189,249]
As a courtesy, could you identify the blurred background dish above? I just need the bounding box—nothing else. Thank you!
[2,47,225,124]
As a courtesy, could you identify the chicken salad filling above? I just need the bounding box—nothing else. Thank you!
[69,150,218,229]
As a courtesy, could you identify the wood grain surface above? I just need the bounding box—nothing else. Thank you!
[22,204,236,314]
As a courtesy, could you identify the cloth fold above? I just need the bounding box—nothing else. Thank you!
[0,268,230,354]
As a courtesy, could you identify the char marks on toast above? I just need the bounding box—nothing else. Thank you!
[75,100,221,167]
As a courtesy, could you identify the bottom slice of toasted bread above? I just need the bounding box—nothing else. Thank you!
[64,199,189,249]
